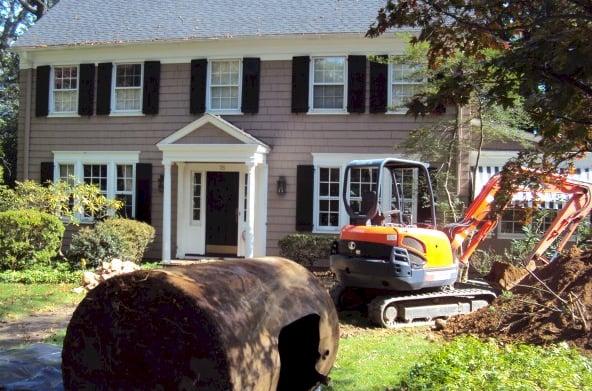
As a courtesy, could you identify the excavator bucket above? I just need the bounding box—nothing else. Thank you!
[485,260,537,290]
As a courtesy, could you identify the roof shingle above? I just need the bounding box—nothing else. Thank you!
[15,0,388,48]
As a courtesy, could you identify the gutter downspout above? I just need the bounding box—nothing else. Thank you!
[24,67,32,180]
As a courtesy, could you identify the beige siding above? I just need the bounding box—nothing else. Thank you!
[20,60,451,257]
[176,123,241,144]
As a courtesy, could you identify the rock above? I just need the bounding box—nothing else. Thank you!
[110,258,123,271]
[434,318,447,331]
[72,287,86,294]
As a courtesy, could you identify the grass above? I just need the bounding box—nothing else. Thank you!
[0,283,84,320]
[324,330,436,390]
[44,328,67,346]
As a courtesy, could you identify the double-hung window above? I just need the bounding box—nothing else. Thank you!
[317,167,341,229]
[389,62,424,113]
[112,64,143,113]
[51,66,78,114]
[310,57,347,113]
[208,59,241,113]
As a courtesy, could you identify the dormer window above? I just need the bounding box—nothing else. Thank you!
[50,65,78,114]
[207,59,242,113]
[309,57,347,113]
[112,63,143,113]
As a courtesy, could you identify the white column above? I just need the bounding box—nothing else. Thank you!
[162,161,172,262]
[245,161,257,258]
[254,163,268,257]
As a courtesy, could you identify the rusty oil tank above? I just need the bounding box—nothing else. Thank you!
[61,257,339,391]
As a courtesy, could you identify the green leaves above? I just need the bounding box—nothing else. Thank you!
[397,336,592,391]
[0,179,123,224]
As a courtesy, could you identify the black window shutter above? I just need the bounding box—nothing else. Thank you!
[369,55,388,113]
[35,66,50,117]
[190,59,207,114]
[296,165,315,231]
[142,61,160,115]
[241,58,260,114]
[96,62,112,115]
[135,163,152,224]
[347,55,367,113]
[40,162,54,186]
[291,56,310,113]
[78,63,95,116]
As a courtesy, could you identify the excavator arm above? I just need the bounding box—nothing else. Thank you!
[445,171,592,266]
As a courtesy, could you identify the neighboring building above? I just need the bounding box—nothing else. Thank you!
[12,1,587,260]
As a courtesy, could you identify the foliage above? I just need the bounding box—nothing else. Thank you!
[396,336,592,391]
[0,262,82,283]
[1,1,60,183]
[67,226,126,269]
[0,179,122,224]
[68,219,155,267]
[278,233,337,267]
[390,37,531,223]
[0,282,82,320]
[0,209,64,271]
[95,218,155,263]
[368,0,592,209]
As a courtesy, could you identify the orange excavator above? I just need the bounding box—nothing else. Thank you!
[330,158,592,327]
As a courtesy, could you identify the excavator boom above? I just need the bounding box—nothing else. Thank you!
[446,170,592,266]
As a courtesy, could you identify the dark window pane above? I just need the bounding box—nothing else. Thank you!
[320,168,329,181]
[330,183,339,197]
[320,213,328,226]
[329,213,339,226]
[320,183,329,196]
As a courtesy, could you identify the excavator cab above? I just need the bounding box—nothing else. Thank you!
[342,158,437,228]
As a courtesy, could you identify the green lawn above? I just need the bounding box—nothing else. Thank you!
[0,283,83,320]
[325,330,436,390]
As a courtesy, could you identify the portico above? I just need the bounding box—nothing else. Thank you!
[157,114,270,261]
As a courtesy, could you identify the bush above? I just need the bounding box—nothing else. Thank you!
[96,218,155,263]
[0,209,65,271]
[67,226,125,269]
[0,263,82,284]
[67,218,155,268]
[278,233,337,267]
[396,336,592,391]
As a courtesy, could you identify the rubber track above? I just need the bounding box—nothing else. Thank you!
[368,287,497,328]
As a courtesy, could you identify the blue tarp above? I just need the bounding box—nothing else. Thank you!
[0,344,63,391]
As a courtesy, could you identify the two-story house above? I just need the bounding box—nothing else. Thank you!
[13,1,591,261]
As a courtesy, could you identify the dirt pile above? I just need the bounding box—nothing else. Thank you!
[444,248,592,350]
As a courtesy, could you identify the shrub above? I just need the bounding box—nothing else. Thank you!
[96,218,155,263]
[0,263,82,284]
[278,233,337,267]
[0,209,65,271]
[67,218,155,267]
[67,226,125,269]
[396,336,592,391]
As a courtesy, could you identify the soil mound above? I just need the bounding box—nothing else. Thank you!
[444,248,592,350]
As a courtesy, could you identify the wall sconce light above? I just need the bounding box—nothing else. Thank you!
[158,174,164,193]
[276,176,287,195]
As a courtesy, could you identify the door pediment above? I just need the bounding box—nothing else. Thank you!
[157,113,270,149]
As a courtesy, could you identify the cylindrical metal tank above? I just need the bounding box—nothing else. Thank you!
[62,257,339,391]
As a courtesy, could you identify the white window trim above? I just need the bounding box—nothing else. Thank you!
[110,63,144,115]
[386,61,426,115]
[206,58,243,115]
[53,151,140,220]
[308,56,348,115]
[48,64,80,117]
